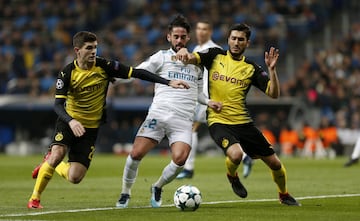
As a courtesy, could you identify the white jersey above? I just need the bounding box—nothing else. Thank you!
[192,40,222,95]
[137,48,203,121]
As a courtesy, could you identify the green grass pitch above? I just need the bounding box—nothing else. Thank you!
[0,153,359,221]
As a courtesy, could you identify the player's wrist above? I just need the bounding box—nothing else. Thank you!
[205,98,211,105]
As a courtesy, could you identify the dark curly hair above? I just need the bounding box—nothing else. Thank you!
[168,14,191,33]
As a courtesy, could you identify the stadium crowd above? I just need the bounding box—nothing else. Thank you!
[1,0,359,157]
[0,0,337,96]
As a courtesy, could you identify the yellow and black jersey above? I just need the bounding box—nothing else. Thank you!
[55,57,133,128]
[194,48,270,126]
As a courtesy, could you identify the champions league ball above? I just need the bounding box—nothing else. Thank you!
[173,185,202,211]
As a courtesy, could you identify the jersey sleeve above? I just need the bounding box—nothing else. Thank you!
[250,62,270,93]
[194,47,224,70]
[136,51,163,74]
[55,63,73,99]
[96,57,133,79]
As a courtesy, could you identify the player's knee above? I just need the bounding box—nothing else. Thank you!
[172,151,189,166]
[226,146,244,164]
[68,175,83,184]
[265,158,282,170]
[262,154,282,170]
[228,154,242,165]
[130,151,145,161]
[269,161,282,170]
[173,156,186,166]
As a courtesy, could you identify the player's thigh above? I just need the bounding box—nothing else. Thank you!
[208,123,239,155]
[166,118,193,147]
[238,124,275,158]
[68,128,98,169]
[49,119,74,166]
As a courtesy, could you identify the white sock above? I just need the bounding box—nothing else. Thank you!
[242,153,247,161]
[154,161,183,188]
[351,137,360,160]
[184,132,198,171]
[121,155,140,195]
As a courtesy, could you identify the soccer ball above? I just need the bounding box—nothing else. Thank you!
[173,185,202,211]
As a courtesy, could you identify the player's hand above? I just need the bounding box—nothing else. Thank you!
[264,47,279,70]
[169,80,190,89]
[208,100,222,113]
[69,119,86,137]
[175,48,191,63]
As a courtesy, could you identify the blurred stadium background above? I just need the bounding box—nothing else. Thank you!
[0,0,360,158]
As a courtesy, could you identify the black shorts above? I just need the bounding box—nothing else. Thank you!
[208,122,275,158]
[50,119,98,168]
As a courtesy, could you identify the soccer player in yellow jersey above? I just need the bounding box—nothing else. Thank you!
[27,31,188,209]
[176,23,300,206]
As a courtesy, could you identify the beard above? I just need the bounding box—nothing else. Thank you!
[172,43,185,52]
[229,48,245,60]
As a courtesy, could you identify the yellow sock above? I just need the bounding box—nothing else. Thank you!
[225,156,239,177]
[55,161,70,180]
[30,161,54,200]
[271,164,288,194]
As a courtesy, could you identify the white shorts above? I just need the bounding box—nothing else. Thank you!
[136,110,193,146]
[193,103,207,123]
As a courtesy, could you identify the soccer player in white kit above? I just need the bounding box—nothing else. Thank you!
[344,137,360,167]
[115,15,222,208]
[176,21,253,179]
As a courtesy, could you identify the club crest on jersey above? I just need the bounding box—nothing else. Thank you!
[171,55,177,61]
[55,132,64,141]
[56,79,64,89]
[91,72,103,79]
[222,138,229,148]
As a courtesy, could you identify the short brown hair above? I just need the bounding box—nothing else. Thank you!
[73,31,97,48]
[227,23,251,40]
[197,20,213,30]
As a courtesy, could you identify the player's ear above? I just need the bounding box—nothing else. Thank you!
[74,47,80,53]
[167,34,171,42]
[246,40,250,48]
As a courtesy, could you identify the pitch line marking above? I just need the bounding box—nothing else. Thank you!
[1,193,360,218]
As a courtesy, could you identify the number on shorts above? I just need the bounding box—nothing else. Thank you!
[144,119,157,129]
[88,145,95,160]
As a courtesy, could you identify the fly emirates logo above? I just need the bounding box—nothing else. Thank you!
[212,72,250,87]
[168,67,197,83]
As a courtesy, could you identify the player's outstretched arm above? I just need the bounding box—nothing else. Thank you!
[132,68,188,89]
[132,68,170,85]
[264,47,280,99]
